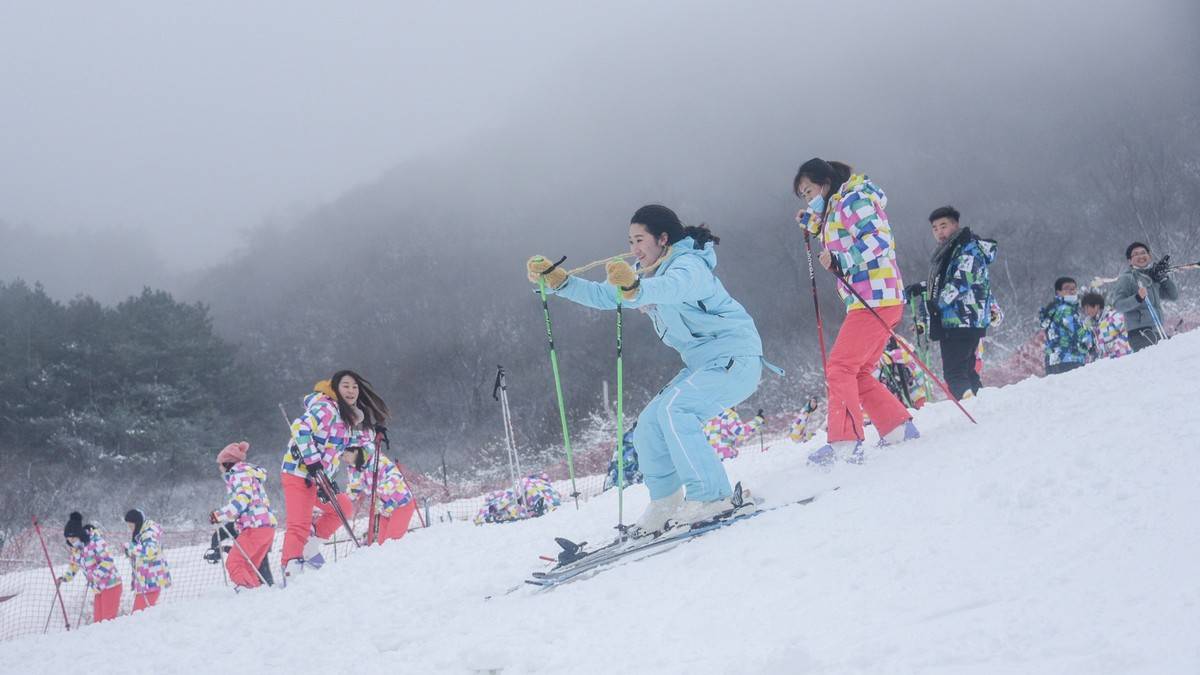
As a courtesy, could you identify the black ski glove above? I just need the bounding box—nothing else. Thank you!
[1148,255,1171,283]
[755,409,765,421]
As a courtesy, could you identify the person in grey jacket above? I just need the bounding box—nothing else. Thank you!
[1111,242,1179,352]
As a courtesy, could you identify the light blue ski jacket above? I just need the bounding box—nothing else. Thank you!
[551,237,764,370]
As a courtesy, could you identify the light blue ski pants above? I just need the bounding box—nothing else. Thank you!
[633,356,762,502]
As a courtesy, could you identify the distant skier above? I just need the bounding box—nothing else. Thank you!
[794,158,917,465]
[604,423,643,490]
[875,336,928,409]
[280,372,387,576]
[1039,277,1093,375]
[528,204,770,534]
[704,408,765,460]
[788,396,820,444]
[1111,242,1179,351]
[341,446,417,544]
[122,509,172,612]
[58,512,122,623]
[921,205,997,400]
[1080,291,1132,360]
[474,473,561,525]
[211,441,277,589]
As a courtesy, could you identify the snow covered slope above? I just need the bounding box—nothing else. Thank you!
[4,333,1199,674]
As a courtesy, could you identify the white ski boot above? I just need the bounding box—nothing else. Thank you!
[303,537,328,570]
[631,487,684,537]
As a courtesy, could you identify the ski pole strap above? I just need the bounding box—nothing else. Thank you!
[540,256,567,276]
[761,358,786,377]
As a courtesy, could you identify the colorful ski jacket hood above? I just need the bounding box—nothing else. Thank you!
[552,236,764,370]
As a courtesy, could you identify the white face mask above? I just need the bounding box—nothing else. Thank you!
[1063,294,1078,303]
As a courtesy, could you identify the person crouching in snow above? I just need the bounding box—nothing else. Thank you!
[122,509,171,611]
[58,512,122,623]
[211,441,278,589]
[341,446,416,545]
[280,372,387,575]
[703,408,765,460]
[1080,290,1132,360]
[794,158,917,465]
[528,204,774,535]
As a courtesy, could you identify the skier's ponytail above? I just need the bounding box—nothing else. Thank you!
[631,204,721,249]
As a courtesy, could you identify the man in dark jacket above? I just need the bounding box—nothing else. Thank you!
[909,206,998,400]
[1111,242,1179,352]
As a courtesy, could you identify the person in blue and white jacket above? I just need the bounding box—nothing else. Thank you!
[527,205,771,535]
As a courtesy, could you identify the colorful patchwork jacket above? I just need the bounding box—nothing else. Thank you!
[1039,298,1094,367]
[703,408,763,460]
[346,453,413,517]
[474,474,562,525]
[215,462,278,531]
[1086,307,1132,360]
[282,389,376,478]
[802,174,904,311]
[123,520,172,594]
[61,529,121,592]
[928,227,997,339]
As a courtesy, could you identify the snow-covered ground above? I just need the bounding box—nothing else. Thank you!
[2,332,1198,674]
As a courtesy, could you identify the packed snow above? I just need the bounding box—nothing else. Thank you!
[2,332,1198,674]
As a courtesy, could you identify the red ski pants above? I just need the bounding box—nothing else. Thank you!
[93,584,121,623]
[132,589,160,612]
[372,500,417,545]
[826,305,910,443]
[227,526,275,589]
[281,473,352,565]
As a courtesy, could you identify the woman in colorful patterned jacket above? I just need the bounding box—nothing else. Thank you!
[122,509,171,611]
[58,512,122,623]
[1080,291,1132,360]
[341,446,416,544]
[703,408,764,460]
[210,441,277,589]
[794,159,917,465]
[280,371,387,575]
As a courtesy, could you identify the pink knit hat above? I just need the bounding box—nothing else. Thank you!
[216,441,250,466]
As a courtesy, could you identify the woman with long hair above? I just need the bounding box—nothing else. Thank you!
[527,205,769,534]
[280,370,388,576]
[793,158,917,464]
[122,509,172,611]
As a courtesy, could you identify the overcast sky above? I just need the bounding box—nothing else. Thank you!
[1,0,1196,290]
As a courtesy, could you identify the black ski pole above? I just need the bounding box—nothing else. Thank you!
[315,469,360,548]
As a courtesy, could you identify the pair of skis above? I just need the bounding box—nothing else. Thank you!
[516,486,834,591]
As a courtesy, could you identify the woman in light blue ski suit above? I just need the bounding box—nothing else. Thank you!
[527,205,770,534]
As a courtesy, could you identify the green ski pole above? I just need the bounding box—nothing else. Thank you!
[615,292,626,529]
[534,258,580,508]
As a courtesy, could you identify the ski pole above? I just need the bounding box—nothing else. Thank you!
[227,532,270,588]
[493,367,523,505]
[802,230,830,376]
[1140,283,1169,341]
[803,226,859,438]
[533,257,580,508]
[615,295,626,529]
[212,527,229,586]
[825,266,977,423]
[43,593,56,634]
[77,581,89,628]
[368,425,388,545]
[32,517,70,631]
[314,469,361,548]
